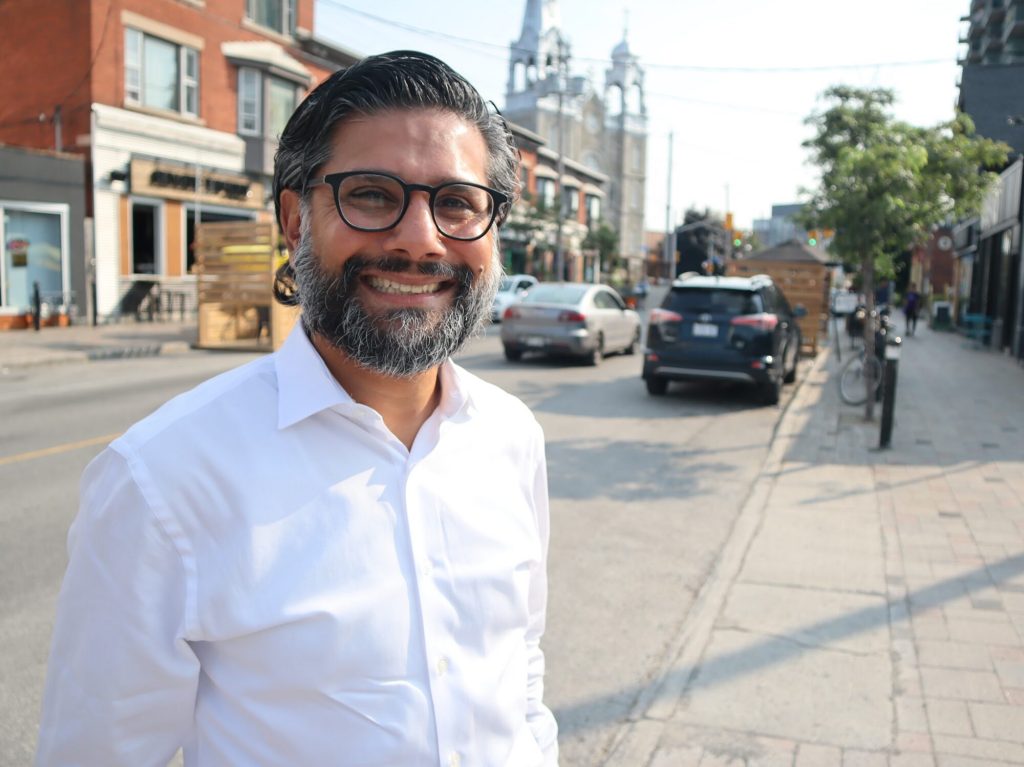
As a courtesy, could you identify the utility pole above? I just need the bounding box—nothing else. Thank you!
[663,131,674,279]
[552,34,569,283]
[53,105,62,152]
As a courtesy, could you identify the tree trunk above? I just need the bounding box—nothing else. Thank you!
[862,258,876,421]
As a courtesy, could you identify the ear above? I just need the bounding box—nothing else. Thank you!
[279,189,303,253]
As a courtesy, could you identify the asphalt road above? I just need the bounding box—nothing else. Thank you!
[0,326,806,766]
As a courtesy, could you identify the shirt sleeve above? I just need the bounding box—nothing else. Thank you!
[36,445,199,767]
[525,423,559,765]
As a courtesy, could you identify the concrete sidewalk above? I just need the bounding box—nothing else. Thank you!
[609,323,1024,766]
[0,320,201,369]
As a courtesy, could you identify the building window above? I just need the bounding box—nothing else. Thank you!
[585,194,601,228]
[245,0,296,35]
[236,69,301,140]
[536,178,556,212]
[125,28,199,117]
[238,68,260,135]
[563,186,579,217]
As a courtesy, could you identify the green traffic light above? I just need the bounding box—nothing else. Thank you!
[808,237,817,246]
[732,238,742,247]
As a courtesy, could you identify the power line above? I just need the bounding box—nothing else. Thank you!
[321,0,954,74]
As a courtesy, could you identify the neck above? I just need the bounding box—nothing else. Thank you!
[311,333,442,451]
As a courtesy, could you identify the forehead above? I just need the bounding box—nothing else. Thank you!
[324,108,489,184]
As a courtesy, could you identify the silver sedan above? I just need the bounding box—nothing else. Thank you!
[499,282,642,365]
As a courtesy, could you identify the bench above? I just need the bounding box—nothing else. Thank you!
[961,313,992,347]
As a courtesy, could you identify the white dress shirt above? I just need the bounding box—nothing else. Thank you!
[36,326,558,767]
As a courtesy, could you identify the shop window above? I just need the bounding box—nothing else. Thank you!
[132,203,159,275]
[245,0,296,35]
[125,28,200,117]
[1,208,65,311]
[185,209,254,274]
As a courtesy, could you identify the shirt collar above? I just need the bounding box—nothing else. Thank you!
[275,324,476,429]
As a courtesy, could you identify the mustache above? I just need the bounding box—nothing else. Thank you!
[342,254,473,287]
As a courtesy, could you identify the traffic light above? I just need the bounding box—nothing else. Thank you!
[732,233,743,248]
[807,229,818,246]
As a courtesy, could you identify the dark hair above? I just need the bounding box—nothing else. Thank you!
[273,50,519,304]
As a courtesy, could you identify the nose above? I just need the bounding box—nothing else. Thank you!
[381,190,444,258]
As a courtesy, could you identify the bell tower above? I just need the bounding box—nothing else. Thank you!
[504,0,564,135]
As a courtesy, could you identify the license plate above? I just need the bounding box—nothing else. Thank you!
[692,322,718,338]
[524,336,546,348]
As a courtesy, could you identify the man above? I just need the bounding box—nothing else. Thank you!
[903,281,921,337]
[37,51,558,766]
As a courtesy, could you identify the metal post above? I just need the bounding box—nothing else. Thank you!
[663,131,674,280]
[878,336,902,448]
[32,281,42,332]
[553,36,567,283]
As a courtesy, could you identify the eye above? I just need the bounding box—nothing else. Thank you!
[435,185,488,217]
[337,175,403,210]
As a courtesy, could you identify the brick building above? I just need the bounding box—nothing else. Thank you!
[0,0,358,321]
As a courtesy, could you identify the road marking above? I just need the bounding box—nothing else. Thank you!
[0,433,120,467]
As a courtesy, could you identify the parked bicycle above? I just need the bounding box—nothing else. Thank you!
[839,306,894,405]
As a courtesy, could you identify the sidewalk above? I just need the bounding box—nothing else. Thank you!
[609,323,1024,766]
[0,320,199,369]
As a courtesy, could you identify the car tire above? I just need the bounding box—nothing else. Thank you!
[759,376,781,405]
[625,328,640,355]
[783,347,797,384]
[645,376,668,396]
[588,334,604,366]
[504,346,522,362]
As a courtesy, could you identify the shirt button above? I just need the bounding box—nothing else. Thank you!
[437,656,449,676]
[449,753,460,767]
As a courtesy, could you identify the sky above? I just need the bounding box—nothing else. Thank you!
[314,0,970,232]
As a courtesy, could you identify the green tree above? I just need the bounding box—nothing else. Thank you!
[801,86,1008,418]
[583,221,619,282]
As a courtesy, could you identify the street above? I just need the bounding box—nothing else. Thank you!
[0,326,804,766]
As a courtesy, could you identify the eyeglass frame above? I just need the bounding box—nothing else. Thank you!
[305,171,512,242]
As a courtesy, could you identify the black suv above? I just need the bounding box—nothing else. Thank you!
[642,273,805,404]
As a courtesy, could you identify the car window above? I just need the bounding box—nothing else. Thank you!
[516,279,534,291]
[664,288,762,315]
[523,284,589,305]
[499,277,514,292]
[593,291,617,309]
[608,291,626,310]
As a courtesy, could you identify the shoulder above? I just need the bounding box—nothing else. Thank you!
[451,363,542,437]
[116,354,278,457]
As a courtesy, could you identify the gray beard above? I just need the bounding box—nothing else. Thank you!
[290,226,502,378]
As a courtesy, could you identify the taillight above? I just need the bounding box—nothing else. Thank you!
[649,308,683,324]
[730,313,778,331]
[558,309,586,323]
[503,307,521,320]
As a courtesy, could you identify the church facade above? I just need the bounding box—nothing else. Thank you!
[503,0,648,280]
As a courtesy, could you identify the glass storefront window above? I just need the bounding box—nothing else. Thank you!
[2,208,65,311]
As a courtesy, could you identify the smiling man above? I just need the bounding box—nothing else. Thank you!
[36,51,558,767]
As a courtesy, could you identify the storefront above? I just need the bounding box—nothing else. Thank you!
[91,104,265,319]
[0,146,86,328]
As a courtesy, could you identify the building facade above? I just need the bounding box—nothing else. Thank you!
[502,0,647,281]
[0,0,358,322]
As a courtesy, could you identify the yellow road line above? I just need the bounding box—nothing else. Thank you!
[0,432,121,467]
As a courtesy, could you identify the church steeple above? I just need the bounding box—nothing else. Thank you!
[507,0,564,97]
[605,23,646,117]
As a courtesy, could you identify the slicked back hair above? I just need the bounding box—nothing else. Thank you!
[272,50,519,305]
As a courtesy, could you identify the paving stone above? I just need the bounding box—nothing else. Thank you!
[795,743,842,766]
[919,668,1004,701]
[916,641,992,671]
[840,749,887,767]
[649,745,703,767]
[888,754,935,767]
[932,732,1024,761]
[992,657,1024,687]
[924,699,973,737]
[895,696,929,733]
[967,701,1024,743]
[944,619,1021,646]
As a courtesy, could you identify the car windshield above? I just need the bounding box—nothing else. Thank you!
[522,285,588,305]
[498,277,515,292]
[665,288,762,315]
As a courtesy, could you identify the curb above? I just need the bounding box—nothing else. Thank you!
[1,341,192,371]
[600,347,834,767]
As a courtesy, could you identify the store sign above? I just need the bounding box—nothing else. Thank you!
[7,238,29,267]
[130,159,264,209]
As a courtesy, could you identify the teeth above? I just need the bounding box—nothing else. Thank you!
[367,277,443,295]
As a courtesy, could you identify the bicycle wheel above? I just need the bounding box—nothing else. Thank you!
[839,354,882,405]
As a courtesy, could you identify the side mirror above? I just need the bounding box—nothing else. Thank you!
[793,304,808,318]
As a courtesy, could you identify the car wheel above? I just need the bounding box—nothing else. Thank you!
[759,376,781,405]
[504,346,522,362]
[783,346,797,384]
[588,334,604,366]
[625,327,640,355]
[645,376,668,396]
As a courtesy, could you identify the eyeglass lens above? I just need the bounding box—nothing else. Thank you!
[336,174,495,238]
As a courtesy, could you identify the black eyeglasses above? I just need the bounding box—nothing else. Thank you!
[307,171,511,242]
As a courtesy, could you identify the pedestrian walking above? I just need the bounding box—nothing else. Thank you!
[36,51,558,767]
[904,281,921,336]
